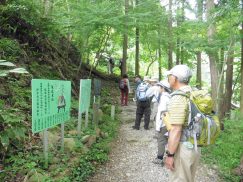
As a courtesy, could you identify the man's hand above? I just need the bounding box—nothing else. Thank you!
[165,156,175,171]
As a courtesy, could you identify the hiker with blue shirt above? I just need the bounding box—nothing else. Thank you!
[132,76,151,130]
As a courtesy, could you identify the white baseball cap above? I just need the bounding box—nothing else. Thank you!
[156,80,171,92]
[166,64,192,83]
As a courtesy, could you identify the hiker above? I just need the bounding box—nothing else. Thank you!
[147,77,159,122]
[132,76,151,130]
[164,65,200,182]
[150,80,171,166]
[108,57,114,74]
[119,74,130,106]
[133,75,142,102]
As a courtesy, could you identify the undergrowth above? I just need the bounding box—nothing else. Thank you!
[202,111,243,182]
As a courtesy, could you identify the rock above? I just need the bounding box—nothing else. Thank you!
[85,135,97,148]
[68,130,78,135]
[82,135,90,144]
[100,132,109,138]
[27,172,47,182]
[96,128,102,138]
[64,138,76,152]
[39,131,60,147]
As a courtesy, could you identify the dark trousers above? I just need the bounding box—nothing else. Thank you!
[134,100,151,129]
[157,126,168,158]
[121,90,128,105]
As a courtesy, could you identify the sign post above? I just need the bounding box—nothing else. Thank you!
[43,129,48,168]
[78,79,91,130]
[111,105,115,120]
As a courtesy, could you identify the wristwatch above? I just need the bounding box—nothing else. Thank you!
[166,150,175,157]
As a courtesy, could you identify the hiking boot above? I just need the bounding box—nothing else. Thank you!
[144,127,149,130]
[132,126,139,130]
[152,158,164,165]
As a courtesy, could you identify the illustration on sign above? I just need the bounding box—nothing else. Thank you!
[32,79,71,133]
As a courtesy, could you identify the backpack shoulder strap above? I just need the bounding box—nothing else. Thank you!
[170,90,190,98]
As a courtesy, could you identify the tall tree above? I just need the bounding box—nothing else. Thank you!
[135,0,139,76]
[196,0,203,89]
[206,0,219,109]
[240,0,243,114]
[168,0,173,69]
[122,0,129,75]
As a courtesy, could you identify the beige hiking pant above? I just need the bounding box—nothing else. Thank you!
[169,143,201,182]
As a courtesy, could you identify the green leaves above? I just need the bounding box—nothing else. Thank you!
[0,60,29,77]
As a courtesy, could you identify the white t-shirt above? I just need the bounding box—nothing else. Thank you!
[155,92,171,131]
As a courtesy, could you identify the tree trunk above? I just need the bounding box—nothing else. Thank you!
[240,0,243,114]
[176,39,180,65]
[206,0,219,110]
[122,0,129,75]
[158,47,162,80]
[180,0,185,64]
[196,0,203,89]
[168,0,173,69]
[196,52,202,89]
[224,50,234,117]
[135,0,139,76]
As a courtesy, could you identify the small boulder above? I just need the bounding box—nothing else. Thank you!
[81,135,90,144]
[85,135,97,148]
[64,138,76,152]
[95,128,102,138]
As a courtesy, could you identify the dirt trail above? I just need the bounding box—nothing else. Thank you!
[88,101,221,182]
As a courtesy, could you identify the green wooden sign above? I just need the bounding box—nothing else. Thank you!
[79,79,91,113]
[32,79,71,133]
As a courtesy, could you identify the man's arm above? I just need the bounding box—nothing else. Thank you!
[165,124,182,170]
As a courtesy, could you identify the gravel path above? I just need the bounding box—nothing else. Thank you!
[88,102,221,182]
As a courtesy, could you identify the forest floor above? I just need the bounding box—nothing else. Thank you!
[88,100,222,182]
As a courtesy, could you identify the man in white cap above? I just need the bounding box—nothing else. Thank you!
[164,65,200,182]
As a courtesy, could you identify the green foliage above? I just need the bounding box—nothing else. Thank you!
[0,39,22,63]
[202,114,243,181]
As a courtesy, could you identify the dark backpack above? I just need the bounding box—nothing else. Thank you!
[119,79,127,90]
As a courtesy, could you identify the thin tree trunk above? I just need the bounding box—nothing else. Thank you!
[158,47,162,80]
[240,0,243,114]
[224,50,234,116]
[196,0,203,88]
[135,26,139,75]
[176,39,180,65]
[122,0,129,75]
[168,0,173,69]
[196,52,202,89]
[135,0,139,75]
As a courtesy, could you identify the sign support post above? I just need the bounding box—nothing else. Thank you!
[111,105,115,120]
[43,129,48,168]
[85,109,89,128]
[61,123,64,152]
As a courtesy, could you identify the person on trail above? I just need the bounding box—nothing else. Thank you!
[164,65,200,182]
[119,74,130,106]
[150,80,171,166]
[132,76,151,130]
[147,77,159,123]
[108,57,114,74]
[133,75,142,102]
